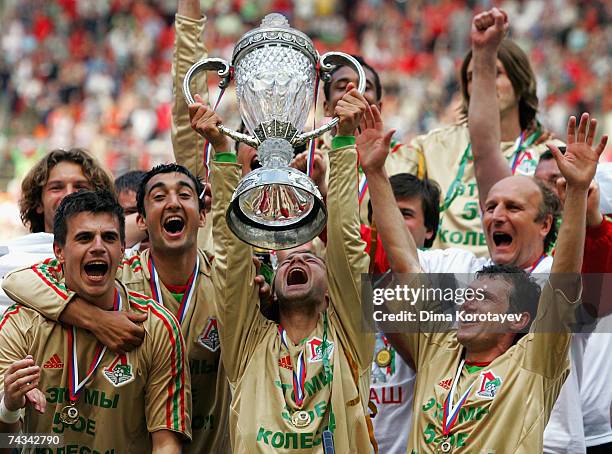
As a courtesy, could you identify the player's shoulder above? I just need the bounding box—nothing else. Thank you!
[413,122,468,146]
[126,290,181,336]
[118,252,145,275]
[196,248,213,277]
[0,303,48,331]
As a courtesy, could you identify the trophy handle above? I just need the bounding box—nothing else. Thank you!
[183,58,259,148]
[292,52,367,146]
[182,58,232,105]
[218,125,260,148]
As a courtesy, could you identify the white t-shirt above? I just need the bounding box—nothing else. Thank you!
[0,232,55,313]
[417,247,584,453]
[596,163,612,215]
[581,316,612,447]
[543,335,588,453]
[416,247,553,274]
[370,332,416,454]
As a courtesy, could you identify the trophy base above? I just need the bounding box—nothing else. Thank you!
[227,167,327,250]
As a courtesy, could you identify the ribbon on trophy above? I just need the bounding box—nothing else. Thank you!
[306,62,321,179]
[202,86,227,182]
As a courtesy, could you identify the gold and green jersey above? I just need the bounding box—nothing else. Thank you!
[211,146,375,453]
[0,284,190,453]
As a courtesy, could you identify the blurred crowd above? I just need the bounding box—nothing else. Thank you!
[0,0,610,239]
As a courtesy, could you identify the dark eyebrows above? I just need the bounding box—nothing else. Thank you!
[147,178,195,195]
[74,231,93,241]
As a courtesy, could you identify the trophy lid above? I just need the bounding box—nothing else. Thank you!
[232,13,319,66]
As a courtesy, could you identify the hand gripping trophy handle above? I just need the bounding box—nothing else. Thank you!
[182,57,260,148]
[182,52,366,148]
[292,52,367,146]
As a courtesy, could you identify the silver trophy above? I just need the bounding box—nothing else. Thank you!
[183,13,365,250]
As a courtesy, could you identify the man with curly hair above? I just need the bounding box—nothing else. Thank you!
[0,148,114,312]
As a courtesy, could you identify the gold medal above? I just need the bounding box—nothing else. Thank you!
[375,349,391,367]
[291,410,311,428]
[438,437,452,453]
[59,404,79,425]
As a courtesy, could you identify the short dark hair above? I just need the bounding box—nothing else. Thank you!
[476,264,541,335]
[136,163,205,217]
[367,173,441,248]
[115,170,146,194]
[460,39,538,131]
[533,178,561,252]
[322,55,382,103]
[20,148,114,233]
[538,150,554,161]
[53,190,125,247]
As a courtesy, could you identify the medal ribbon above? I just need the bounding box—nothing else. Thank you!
[358,171,369,205]
[527,254,546,273]
[442,359,474,436]
[440,128,542,213]
[148,255,199,324]
[202,87,227,182]
[278,325,307,407]
[510,128,541,175]
[67,290,120,402]
[381,334,395,375]
[306,65,321,179]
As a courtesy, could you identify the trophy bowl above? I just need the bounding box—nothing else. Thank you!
[183,13,365,250]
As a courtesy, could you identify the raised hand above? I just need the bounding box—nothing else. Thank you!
[335,82,368,137]
[549,113,608,190]
[188,94,230,152]
[3,356,41,412]
[471,7,508,52]
[290,148,327,197]
[356,105,395,173]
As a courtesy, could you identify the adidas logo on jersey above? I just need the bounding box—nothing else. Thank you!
[438,378,452,390]
[43,354,64,369]
[278,355,292,370]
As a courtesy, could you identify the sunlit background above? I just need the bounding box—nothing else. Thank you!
[0,0,609,240]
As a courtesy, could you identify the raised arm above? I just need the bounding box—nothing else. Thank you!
[468,8,512,207]
[189,102,263,382]
[359,106,421,274]
[325,84,372,368]
[172,0,208,178]
[525,114,608,377]
[550,114,608,281]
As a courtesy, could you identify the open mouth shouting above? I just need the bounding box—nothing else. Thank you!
[83,260,110,284]
[287,266,309,286]
[162,215,186,239]
[492,231,513,249]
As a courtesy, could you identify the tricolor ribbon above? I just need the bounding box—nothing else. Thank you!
[510,132,527,175]
[442,359,474,436]
[358,172,369,205]
[306,65,321,179]
[148,255,199,325]
[278,325,307,407]
[66,290,120,402]
[528,254,546,273]
[202,87,227,181]
[381,334,395,376]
